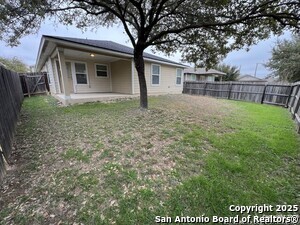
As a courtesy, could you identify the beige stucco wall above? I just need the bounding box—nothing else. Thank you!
[45,48,183,95]
[134,62,183,94]
[63,57,112,93]
[41,63,55,94]
[44,58,60,94]
[111,60,132,94]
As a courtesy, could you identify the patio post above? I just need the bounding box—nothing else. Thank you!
[57,48,71,104]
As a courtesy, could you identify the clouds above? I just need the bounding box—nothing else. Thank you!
[0,19,291,79]
[1,19,130,66]
[223,32,291,78]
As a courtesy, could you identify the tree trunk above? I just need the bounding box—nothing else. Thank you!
[133,46,148,109]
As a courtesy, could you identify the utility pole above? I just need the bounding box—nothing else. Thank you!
[254,63,263,77]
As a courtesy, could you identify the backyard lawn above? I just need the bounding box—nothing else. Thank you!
[0,94,299,224]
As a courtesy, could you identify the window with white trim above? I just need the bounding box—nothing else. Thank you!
[75,62,88,84]
[95,64,108,77]
[176,68,183,85]
[186,74,196,81]
[207,76,214,82]
[151,64,160,85]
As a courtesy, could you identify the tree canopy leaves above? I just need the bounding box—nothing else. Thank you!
[1,0,299,67]
[215,64,240,81]
[0,56,29,73]
[1,0,299,108]
[266,35,300,82]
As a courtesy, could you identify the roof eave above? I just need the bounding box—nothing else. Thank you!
[39,35,185,68]
[35,36,46,71]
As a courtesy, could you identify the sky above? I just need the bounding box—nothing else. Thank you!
[0,19,291,79]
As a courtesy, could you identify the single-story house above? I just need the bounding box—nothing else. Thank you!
[36,35,186,104]
[265,74,280,83]
[237,75,267,83]
[184,67,226,82]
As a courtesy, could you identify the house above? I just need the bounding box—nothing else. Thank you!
[184,67,225,82]
[36,35,186,105]
[237,75,267,83]
[265,74,280,83]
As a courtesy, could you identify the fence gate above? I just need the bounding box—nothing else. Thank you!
[19,72,50,96]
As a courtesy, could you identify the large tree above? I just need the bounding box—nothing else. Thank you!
[0,56,29,73]
[0,0,299,108]
[265,35,300,82]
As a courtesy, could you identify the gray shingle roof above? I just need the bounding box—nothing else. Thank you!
[184,67,226,75]
[237,75,267,82]
[44,35,184,66]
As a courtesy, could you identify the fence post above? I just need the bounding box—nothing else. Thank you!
[203,82,207,96]
[261,84,267,104]
[184,81,187,94]
[285,85,294,108]
[25,76,31,97]
[292,92,300,120]
[228,82,232,99]
[289,85,300,113]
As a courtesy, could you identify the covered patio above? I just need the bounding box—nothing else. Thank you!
[36,35,184,106]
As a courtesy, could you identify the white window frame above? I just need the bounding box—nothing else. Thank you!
[206,76,214,82]
[186,74,195,81]
[73,61,89,85]
[151,64,161,86]
[176,68,183,86]
[95,63,109,78]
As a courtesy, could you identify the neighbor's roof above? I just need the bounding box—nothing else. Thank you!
[184,67,226,76]
[237,74,267,82]
[40,35,185,67]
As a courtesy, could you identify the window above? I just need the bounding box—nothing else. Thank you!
[75,62,88,84]
[207,76,214,82]
[187,74,196,81]
[151,64,160,85]
[176,68,183,85]
[95,64,108,77]
[191,74,197,81]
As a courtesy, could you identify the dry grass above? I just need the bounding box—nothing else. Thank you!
[0,94,298,225]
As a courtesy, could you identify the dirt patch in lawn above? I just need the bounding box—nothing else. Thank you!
[0,94,234,224]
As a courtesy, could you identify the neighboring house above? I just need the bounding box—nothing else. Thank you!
[36,35,185,104]
[265,74,280,83]
[184,67,226,82]
[237,74,267,83]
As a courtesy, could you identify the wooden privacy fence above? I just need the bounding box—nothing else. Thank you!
[19,72,49,96]
[288,82,300,133]
[0,66,24,182]
[183,81,300,132]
